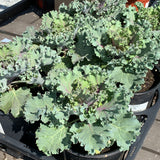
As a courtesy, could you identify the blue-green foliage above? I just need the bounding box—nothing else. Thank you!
[0,0,160,156]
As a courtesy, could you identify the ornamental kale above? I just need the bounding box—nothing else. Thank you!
[0,0,160,156]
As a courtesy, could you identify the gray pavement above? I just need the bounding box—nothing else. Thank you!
[0,4,160,160]
[135,111,160,160]
[0,6,42,41]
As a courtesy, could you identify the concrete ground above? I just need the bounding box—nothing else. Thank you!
[0,3,160,160]
[135,111,160,160]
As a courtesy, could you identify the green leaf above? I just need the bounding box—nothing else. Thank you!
[109,67,136,89]
[57,71,77,95]
[0,88,31,117]
[95,99,116,120]
[74,33,94,63]
[27,45,60,68]
[24,94,53,123]
[123,5,137,26]
[108,112,141,151]
[70,123,111,155]
[87,74,105,86]
[36,124,71,155]
[0,78,8,93]
[71,53,84,64]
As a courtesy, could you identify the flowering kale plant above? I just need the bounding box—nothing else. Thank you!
[0,0,160,156]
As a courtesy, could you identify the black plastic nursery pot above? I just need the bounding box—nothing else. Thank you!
[125,86,160,160]
[65,148,124,160]
[0,112,57,160]
[129,66,160,112]
[0,0,31,23]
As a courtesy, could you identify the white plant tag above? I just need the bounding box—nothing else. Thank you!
[128,101,148,112]
[1,38,11,43]
[0,122,5,134]
[145,1,150,8]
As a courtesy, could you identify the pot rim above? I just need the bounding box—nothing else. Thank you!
[134,65,160,96]
[65,148,122,159]
[134,82,160,96]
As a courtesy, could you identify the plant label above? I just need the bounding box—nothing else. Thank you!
[0,122,5,134]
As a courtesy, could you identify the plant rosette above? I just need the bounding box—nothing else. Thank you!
[0,0,160,158]
[128,2,160,112]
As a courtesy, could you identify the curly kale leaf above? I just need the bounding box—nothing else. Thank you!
[24,94,54,123]
[0,88,31,117]
[107,111,141,151]
[41,11,74,33]
[109,67,138,90]
[138,4,160,30]
[59,0,128,19]
[0,79,8,93]
[0,36,32,62]
[70,123,111,155]
[0,59,28,93]
[26,45,60,68]
[74,32,94,63]
[57,71,78,95]
[18,45,61,85]
[36,124,71,155]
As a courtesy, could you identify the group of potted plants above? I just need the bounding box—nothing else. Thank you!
[0,0,160,160]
